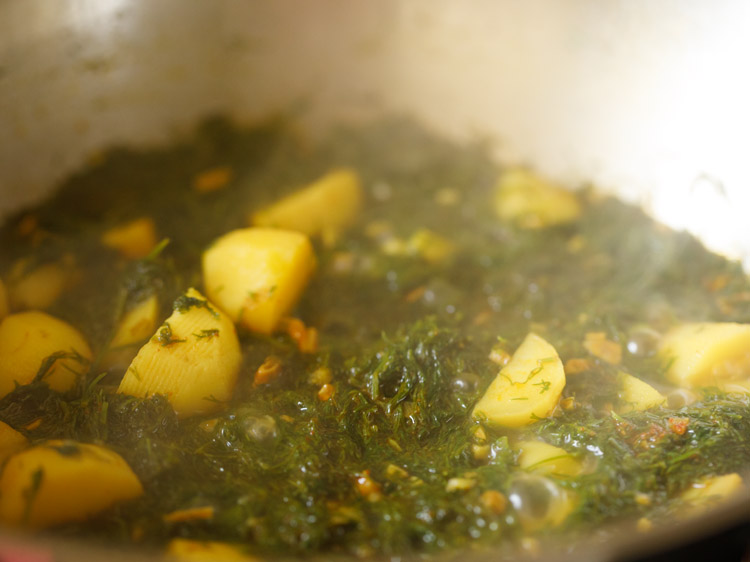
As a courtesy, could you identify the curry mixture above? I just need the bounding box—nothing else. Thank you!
[0,118,748,559]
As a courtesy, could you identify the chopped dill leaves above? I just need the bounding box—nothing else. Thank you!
[193,329,219,340]
[153,322,186,347]
[533,379,551,393]
[173,294,219,318]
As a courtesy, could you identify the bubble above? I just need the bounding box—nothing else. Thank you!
[507,473,571,529]
[243,415,278,442]
[451,372,480,393]
[666,388,699,409]
[626,326,662,357]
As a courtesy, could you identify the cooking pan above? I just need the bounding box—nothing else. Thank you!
[0,1,748,560]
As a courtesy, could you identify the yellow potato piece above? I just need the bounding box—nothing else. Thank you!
[251,168,362,240]
[0,421,28,465]
[660,322,750,388]
[0,278,8,320]
[516,441,582,477]
[617,372,665,414]
[167,539,261,562]
[0,311,92,399]
[118,288,241,418]
[494,168,582,229]
[8,260,72,310]
[473,333,566,427]
[0,440,143,528]
[101,295,159,370]
[101,217,158,259]
[406,229,456,264]
[680,473,744,515]
[202,228,316,334]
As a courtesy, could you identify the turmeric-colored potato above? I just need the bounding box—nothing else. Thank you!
[494,168,581,229]
[0,440,143,528]
[0,421,28,465]
[167,539,261,561]
[0,278,8,320]
[251,168,363,240]
[406,229,456,264]
[617,372,665,414]
[101,295,159,370]
[118,288,241,418]
[680,473,744,515]
[516,441,582,477]
[660,322,750,388]
[101,217,158,259]
[473,333,566,427]
[8,259,73,311]
[202,228,316,334]
[0,311,92,399]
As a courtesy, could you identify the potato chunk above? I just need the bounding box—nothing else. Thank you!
[0,421,28,465]
[101,217,158,259]
[0,311,92,399]
[0,440,142,528]
[473,333,566,427]
[8,258,74,311]
[617,372,665,414]
[167,539,260,561]
[251,168,362,240]
[494,169,581,228]
[202,228,316,334]
[660,322,750,388]
[101,295,159,370]
[118,288,241,418]
[680,473,744,515]
[516,441,582,477]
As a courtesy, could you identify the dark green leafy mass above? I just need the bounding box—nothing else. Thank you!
[0,117,748,559]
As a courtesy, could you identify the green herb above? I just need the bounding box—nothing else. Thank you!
[173,294,219,318]
[193,329,219,340]
[533,379,551,393]
[153,322,186,347]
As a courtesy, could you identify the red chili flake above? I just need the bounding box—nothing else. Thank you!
[254,356,282,386]
[630,423,668,450]
[668,417,690,435]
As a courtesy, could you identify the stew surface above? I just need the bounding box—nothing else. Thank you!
[0,117,748,560]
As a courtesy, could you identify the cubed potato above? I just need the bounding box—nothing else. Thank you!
[680,473,744,515]
[617,372,665,414]
[118,288,242,418]
[473,333,566,427]
[406,229,456,264]
[101,295,159,370]
[660,322,750,388]
[0,278,8,320]
[516,441,582,477]
[101,217,158,259]
[0,421,28,465]
[0,440,143,528]
[8,258,74,311]
[251,168,362,240]
[167,539,260,561]
[202,228,316,334]
[0,311,92,399]
[494,168,582,228]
